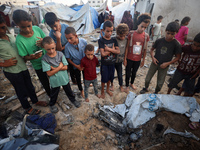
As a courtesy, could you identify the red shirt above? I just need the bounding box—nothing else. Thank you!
[81,55,99,80]
[177,45,200,75]
[127,31,149,61]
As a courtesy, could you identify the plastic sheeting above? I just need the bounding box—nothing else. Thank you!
[40,3,95,34]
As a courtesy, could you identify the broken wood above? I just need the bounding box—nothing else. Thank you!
[8,90,46,112]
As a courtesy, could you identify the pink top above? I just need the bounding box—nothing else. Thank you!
[175,26,189,45]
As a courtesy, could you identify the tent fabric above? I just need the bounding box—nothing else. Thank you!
[41,3,95,34]
[71,5,100,29]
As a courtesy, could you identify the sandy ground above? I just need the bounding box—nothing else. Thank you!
[1,29,200,150]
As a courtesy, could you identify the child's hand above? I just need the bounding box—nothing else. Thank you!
[36,37,43,47]
[152,57,159,65]
[35,52,42,59]
[160,62,169,69]
[53,31,61,39]
[104,44,109,51]
[4,57,18,67]
[51,66,56,70]
[59,62,64,68]
[123,59,127,67]
[140,60,145,67]
[76,65,83,71]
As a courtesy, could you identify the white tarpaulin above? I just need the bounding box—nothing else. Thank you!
[107,92,200,129]
[41,2,94,34]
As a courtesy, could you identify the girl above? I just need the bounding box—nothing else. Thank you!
[13,10,51,99]
[175,16,191,46]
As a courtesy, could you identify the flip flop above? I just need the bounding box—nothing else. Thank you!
[189,122,200,130]
[25,108,41,115]
[35,101,48,107]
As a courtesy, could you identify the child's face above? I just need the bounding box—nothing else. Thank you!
[191,41,200,52]
[0,22,7,37]
[44,42,56,55]
[117,34,126,40]
[65,33,77,45]
[158,19,162,23]
[137,22,149,33]
[50,21,61,32]
[165,31,176,41]
[103,26,113,38]
[85,50,94,60]
[18,21,32,35]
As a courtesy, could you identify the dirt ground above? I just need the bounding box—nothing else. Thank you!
[1,29,200,150]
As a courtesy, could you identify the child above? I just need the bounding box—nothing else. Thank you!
[111,23,129,92]
[100,15,110,38]
[44,12,68,51]
[167,33,200,96]
[124,13,151,93]
[0,14,46,115]
[13,9,51,97]
[152,15,163,42]
[140,22,181,94]
[44,12,76,84]
[80,44,100,102]
[98,20,120,98]
[64,27,87,98]
[42,37,80,113]
[175,16,191,46]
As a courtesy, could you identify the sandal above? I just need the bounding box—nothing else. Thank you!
[189,122,200,130]
[25,108,41,115]
[35,101,48,107]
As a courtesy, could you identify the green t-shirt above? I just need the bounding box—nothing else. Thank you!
[0,34,27,73]
[42,52,69,88]
[16,26,46,70]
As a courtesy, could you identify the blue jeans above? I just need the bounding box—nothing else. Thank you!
[84,78,98,99]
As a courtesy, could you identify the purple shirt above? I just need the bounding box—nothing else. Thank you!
[175,26,189,45]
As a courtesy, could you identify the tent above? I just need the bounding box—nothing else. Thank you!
[40,2,99,34]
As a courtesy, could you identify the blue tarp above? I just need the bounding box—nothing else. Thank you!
[71,5,100,29]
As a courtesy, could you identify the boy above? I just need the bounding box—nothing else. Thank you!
[44,12,68,51]
[111,23,129,92]
[124,13,151,93]
[152,15,163,43]
[98,20,120,98]
[42,37,80,113]
[13,9,51,98]
[140,22,181,94]
[45,12,76,84]
[64,27,87,98]
[0,14,46,115]
[100,15,110,38]
[167,33,200,96]
[80,44,100,102]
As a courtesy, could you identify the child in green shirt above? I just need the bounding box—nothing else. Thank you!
[42,37,80,113]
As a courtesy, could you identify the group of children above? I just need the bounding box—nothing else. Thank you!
[1,9,200,115]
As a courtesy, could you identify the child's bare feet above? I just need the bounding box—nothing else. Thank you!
[120,86,124,92]
[106,90,113,97]
[110,85,114,91]
[100,93,105,99]
[96,94,101,98]
[81,90,85,98]
[85,98,89,102]
[131,84,137,90]
[125,87,129,93]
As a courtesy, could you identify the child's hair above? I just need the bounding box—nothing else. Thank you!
[181,16,191,25]
[157,15,163,21]
[116,23,129,35]
[85,44,94,52]
[165,22,179,33]
[42,36,55,47]
[104,15,110,20]
[103,20,113,30]
[65,27,76,35]
[0,14,5,24]
[44,12,58,26]
[194,33,200,43]
[12,9,32,24]
[137,13,151,26]
[175,19,179,22]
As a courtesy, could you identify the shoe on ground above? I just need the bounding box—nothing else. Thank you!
[50,105,58,113]
[72,100,81,108]
[140,88,148,94]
